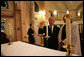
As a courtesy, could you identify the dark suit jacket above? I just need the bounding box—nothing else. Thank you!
[27,28,35,43]
[60,24,67,51]
[61,25,66,41]
[1,32,9,44]
[38,27,44,34]
[38,25,60,50]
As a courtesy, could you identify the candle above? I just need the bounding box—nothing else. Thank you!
[66,14,71,46]
[46,21,48,36]
[8,23,12,44]
[8,23,12,37]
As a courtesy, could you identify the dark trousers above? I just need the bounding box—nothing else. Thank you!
[44,38,59,50]
[29,36,35,43]
[60,46,67,52]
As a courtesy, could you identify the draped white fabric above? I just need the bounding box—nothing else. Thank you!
[1,41,78,56]
[71,22,82,56]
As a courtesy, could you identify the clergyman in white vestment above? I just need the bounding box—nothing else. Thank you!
[58,16,82,56]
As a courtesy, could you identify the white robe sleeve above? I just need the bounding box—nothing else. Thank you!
[63,39,66,44]
[61,22,82,56]
[71,22,82,56]
[58,24,65,43]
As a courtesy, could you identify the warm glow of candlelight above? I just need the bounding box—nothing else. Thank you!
[54,10,57,15]
[66,10,69,14]
[78,12,81,16]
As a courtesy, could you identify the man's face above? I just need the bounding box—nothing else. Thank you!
[31,24,34,29]
[63,18,66,23]
[63,16,66,23]
[49,17,54,25]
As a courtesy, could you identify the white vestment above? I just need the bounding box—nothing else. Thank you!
[58,22,82,56]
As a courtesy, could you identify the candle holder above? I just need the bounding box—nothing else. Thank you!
[63,44,74,56]
[63,14,74,56]
[45,34,50,47]
[39,34,44,46]
[8,40,12,45]
[8,35,13,45]
[45,35,50,40]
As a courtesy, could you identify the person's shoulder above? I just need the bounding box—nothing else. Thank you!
[54,24,60,29]
[72,22,78,25]
[28,28,32,31]
[43,26,46,28]
[44,26,46,27]
[71,22,79,29]
[28,28,31,30]
[72,22,78,27]
[1,32,6,34]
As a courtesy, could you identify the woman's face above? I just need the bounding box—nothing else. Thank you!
[40,22,45,27]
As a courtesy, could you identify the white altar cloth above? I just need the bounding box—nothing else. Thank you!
[1,41,78,56]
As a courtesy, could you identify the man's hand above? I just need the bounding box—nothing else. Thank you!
[59,41,64,47]
[32,33,37,36]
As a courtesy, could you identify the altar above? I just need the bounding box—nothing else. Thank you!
[1,41,78,56]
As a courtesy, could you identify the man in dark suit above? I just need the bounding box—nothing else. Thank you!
[27,24,35,44]
[38,17,60,50]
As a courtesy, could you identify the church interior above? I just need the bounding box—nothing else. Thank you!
[1,1,83,56]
